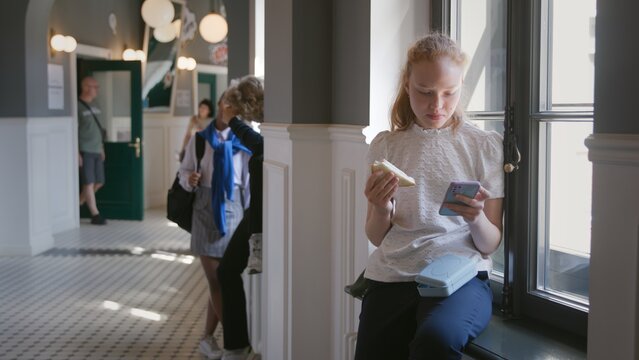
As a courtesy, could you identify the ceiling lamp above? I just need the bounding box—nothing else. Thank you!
[199,0,228,43]
[153,22,177,43]
[141,0,175,28]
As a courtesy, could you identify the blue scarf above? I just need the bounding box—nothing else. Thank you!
[198,122,251,236]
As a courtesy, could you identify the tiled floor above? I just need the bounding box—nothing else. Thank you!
[0,209,221,359]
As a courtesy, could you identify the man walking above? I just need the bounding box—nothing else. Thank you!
[78,76,107,225]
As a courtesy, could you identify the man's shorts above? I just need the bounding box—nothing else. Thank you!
[80,152,105,185]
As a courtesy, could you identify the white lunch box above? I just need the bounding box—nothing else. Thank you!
[415,254,478,297]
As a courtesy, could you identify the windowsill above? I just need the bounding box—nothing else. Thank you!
[466,312,587,360]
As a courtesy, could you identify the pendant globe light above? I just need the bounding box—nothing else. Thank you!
[141,0,175,29]
[199,0,228,44]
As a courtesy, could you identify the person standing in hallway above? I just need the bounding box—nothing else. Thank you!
[179,98,214,162]
[216,75,264,360]
[78,76,107,225]
[355,33,504,360]
[179,93,252,360]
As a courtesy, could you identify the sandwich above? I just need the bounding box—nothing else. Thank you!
[371,159,416,187]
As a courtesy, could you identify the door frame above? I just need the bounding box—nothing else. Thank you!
[77,59,144,220]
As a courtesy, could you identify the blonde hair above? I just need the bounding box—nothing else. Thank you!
[390,33,468,132]
[224,75,264,122]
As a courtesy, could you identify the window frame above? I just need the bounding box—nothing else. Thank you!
[431,0,590,338]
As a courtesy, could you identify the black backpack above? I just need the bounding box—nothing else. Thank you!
[167,134,205,232]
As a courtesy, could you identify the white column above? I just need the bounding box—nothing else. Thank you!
[328,125,370,360]
[261,123,332,360]
[586,133,639,360]
[261,123,370,360]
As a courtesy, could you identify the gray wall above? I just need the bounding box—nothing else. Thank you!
[264,0,293,123]
[226,0,252,82]
[593,0,639,134]
[4,0,144,118]
[178,0,229,67]
[0,0,29,117]
[49,0,144,61]
[332,0,370,126]
[264,0,332,124]
[291,0,332,124]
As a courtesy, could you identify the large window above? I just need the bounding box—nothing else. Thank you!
[450,0,507,276]
[440,0,595,336]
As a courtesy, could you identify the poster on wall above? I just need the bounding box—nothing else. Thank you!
[176,89,192,108]
[47,63,64,110]
[209,41,228,66]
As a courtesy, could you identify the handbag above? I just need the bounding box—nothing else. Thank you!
[167,134,205,232]
[344,269,372,300]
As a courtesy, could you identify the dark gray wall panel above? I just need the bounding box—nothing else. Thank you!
[332,0,370,126]
[594,1,639,134]
[0,0,28,117]
[226,0,251,82]
[264,0,293,123]
[291,0,332,124]
[25,0,60,117]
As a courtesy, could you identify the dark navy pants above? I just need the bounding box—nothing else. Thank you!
[354,273,492,360]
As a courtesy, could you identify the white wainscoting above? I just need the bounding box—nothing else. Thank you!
[0,117,76,256]
[585,133,639,360]
[33,117,78,234]
[261,123,368,360]
[143,113,190,209]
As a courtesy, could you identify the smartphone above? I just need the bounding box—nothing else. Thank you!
[438,181,481,216]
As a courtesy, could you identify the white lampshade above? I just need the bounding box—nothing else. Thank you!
[199,13,228,43]
[177,56,188,70]
[135,50,147,62]
[153,23,177,43]
[123,48,137,61]
[172,19,182,39]
[50,34,66,52]
[63,36,77,52]
[185,57,197,71]
[141,0,174,28]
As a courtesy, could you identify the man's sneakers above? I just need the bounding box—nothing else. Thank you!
[199,335,224,359]
[90,214,107,225]
[222,346,251,360]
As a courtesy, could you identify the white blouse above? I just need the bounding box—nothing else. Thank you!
[365,121,504,283]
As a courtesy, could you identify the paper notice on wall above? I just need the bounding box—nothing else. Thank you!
[48,63,64,110]
[176,89,191,108]
[48,87,64,110]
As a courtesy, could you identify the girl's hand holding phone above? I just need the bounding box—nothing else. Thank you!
[442,185,491,224]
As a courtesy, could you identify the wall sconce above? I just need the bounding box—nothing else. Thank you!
[177,56,197,71]
[199,0,228,43]
[50,31,77,55]
[122,48,146,62]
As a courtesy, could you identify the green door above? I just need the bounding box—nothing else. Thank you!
[197,73,217,108]
[78,59,144,220]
